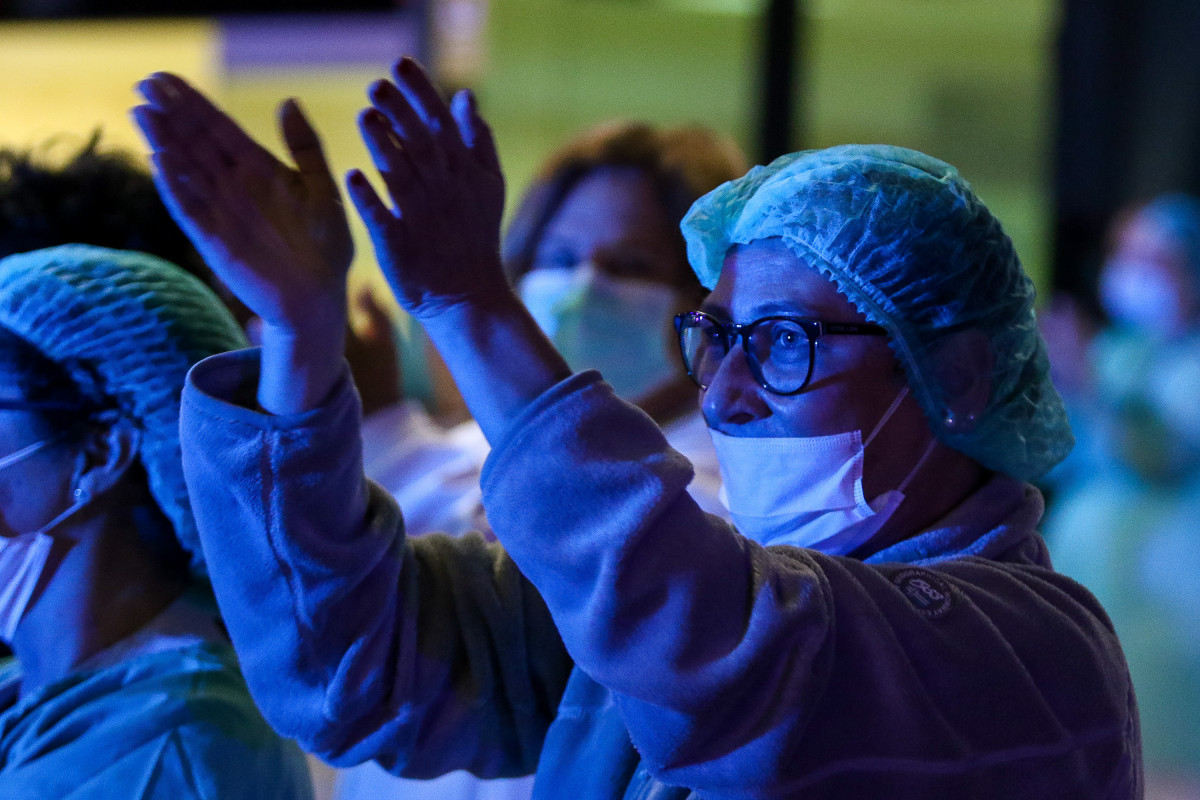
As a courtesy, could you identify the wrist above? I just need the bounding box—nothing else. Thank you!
[418,290,572,443]
[257,319,346,415]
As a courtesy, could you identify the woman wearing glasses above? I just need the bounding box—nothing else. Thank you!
[134,59,1140,798]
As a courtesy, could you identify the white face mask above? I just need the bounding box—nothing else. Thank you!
[0,435,89,643]
[710,387,936,555]
[518,264,679,400]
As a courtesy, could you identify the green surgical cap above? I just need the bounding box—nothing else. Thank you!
[681,144,1072,480]
[0,244,248,574]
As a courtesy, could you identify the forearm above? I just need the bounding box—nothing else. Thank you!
[419,289,572,445]
[181,351,571,774]
[482,379,1135,793]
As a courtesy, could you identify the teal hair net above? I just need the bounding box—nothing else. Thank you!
[681,144,1072,480]
[0,244,248,574]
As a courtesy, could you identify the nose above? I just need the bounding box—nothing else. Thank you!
[701,342,771,429]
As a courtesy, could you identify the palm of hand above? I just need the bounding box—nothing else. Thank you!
[135,74,353,331]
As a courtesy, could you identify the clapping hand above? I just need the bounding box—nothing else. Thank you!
[133,73,354,339]
[345,57,570,440]
[133,73,356,413]
[346,57,511,321]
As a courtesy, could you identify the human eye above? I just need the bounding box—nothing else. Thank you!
[533,247,579,270]
[771,321,807,347]
[702,320,727,346]
[760,320,809,363]
[603,251,655,279]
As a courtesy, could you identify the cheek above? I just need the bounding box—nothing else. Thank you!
[775,347,906,435]
[0,461,75,536]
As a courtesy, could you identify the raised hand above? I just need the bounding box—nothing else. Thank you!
[132,73,354,337]
[346,57,511,321]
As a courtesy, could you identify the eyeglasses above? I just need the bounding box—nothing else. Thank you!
[674,310,888,395]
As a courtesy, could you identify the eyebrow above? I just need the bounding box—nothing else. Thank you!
[698,298,823,320]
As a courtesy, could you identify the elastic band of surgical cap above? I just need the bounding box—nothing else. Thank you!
[0,244,248,575]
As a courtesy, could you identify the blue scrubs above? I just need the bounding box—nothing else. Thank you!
[0,642,313,799]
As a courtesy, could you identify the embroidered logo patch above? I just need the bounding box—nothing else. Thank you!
[891,568,954,619]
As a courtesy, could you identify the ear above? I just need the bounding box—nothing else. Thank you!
[931,329,993,434]
[73,418,141,502]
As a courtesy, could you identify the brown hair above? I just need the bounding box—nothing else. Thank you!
[501,121,748,295]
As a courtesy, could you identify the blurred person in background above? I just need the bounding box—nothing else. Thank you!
[0,244,312,797]
[1043,193,1200,799]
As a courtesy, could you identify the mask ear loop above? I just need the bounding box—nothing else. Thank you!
[864,386,911,448]
[26,489,92,537]
[861,385,937,494]
[896,437,938,494]
[0,430,75,471]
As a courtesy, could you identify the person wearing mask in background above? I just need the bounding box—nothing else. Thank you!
[135,60,1139,798]
[1043,193,1200,800]
[0,245,312,797]
[359,120,746,545]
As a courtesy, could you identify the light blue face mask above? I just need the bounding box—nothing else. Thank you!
[518,263,679,400]
[0,433,87,643]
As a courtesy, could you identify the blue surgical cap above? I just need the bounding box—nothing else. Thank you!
[0,245,248,575]
[681,144,1072,480]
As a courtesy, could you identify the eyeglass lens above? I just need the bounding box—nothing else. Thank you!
[679,314,813,394]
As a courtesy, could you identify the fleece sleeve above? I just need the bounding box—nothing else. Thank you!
[480,372,1139,799]
[178,349,573,779]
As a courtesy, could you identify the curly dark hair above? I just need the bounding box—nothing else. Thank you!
[0,133,241,315]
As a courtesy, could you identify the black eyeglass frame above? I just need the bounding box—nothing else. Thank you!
[674,310,888,395]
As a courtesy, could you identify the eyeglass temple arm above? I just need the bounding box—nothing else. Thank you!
[821,322,888,336]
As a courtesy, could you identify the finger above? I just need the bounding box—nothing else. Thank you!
[153,72,272,178]
[449,89,501,175]
[278,97,339,198]
[140,73,264,188]
[140,73,225,146]
[137,102,247,201]
[135,73,182,112]
[131,103,176,152]
[358,108,422,200]
[345,168,398,230]
[149,150,219,236]
[390,56,455,139]
[367,79,435,159]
